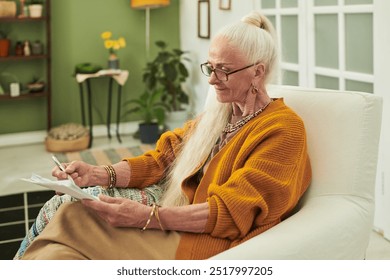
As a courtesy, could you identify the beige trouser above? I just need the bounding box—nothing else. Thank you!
[21,201,181,260]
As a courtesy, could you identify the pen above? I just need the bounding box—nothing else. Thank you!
[51,154,76,185]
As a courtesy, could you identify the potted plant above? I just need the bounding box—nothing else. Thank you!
[123,89,168,144]
[0,30,10,57]
[142,41,191,129]
[28,0,44,18]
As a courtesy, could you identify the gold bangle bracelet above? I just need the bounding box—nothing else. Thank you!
[154,204,165,231]
[142,204,157,231]
[102,165,116,189]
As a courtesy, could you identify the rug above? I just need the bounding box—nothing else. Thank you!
[54,144,155,166]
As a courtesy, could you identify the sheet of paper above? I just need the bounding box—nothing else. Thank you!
[21,173,99,201]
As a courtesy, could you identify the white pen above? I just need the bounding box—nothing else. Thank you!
[51,154,76,185]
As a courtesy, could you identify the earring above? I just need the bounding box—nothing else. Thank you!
[251,84,259,95]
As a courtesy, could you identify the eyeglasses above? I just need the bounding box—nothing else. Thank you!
[200,62,255,81]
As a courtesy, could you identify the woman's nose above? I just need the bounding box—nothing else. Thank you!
[208,71,220,84]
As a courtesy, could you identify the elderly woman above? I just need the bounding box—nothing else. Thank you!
[20,11,311,260]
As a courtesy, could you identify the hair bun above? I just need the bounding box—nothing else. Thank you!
[241,11,266,29]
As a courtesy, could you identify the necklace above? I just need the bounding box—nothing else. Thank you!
[222,99,273,133]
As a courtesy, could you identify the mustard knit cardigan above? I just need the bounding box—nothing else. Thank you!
[125,98,312,259]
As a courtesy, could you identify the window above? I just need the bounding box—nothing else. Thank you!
[260,0,374,93]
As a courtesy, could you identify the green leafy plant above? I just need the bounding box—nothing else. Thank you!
[123,89,168,125]
[0,29,10,39]
[143,41,190,111]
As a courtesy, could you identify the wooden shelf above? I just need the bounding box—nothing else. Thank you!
[0,91,48,100]
[0,0,52,130]
[0,55,49,62]
[0,17,46,23]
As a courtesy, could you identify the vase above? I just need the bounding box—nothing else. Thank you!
[108,54,119,69]
[0,39,10,57]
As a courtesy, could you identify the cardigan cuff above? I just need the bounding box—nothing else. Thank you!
[204,198,218,234]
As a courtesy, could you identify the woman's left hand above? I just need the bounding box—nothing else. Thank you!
[81,195,148,228]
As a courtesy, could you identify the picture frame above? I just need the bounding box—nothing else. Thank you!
[198,0,210,39]
[219,0,231,10]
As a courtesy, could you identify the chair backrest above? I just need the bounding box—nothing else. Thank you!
[268,85,383,202]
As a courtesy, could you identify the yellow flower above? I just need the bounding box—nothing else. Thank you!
[101,31,112,40]
[104,40,114,50]
[101,31,126,54]
[118,37,126,48]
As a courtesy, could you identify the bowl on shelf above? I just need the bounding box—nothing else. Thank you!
[27,82,45,93]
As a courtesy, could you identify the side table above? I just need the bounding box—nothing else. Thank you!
[75,69,129,148]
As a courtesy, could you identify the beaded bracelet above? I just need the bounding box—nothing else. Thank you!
[102,165,116,189]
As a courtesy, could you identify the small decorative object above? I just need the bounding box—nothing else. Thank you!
[10,82,20,97]
[18,0,27,18]
[101,31,126,69]
[28,2,43,18]
[198,0,210,39]
[27,76,45,93]
[23,40,31,56]
[1,72,19,96]
[15,41,23,55]
[219,0,231,10]
[31,40,43,55]
[0,31,10,57]
[0,1,17,18]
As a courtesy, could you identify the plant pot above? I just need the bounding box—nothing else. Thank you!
[165,110,188,130]
[0,39,10,57]
[139,123,159,144]
[28,4,43,18]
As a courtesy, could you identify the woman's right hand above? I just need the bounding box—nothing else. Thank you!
[51,160,95,187]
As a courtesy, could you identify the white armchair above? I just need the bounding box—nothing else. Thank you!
[212,85,383,259]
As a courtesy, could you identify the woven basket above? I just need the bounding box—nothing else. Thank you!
[45,123,90,152]
[0,1,17,18]
[45,135,90,153]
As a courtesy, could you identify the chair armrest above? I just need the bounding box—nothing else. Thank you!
[211,196,374,260]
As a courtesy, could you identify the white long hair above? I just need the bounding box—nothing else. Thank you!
[160,88,231,206]
[159,11,280,207]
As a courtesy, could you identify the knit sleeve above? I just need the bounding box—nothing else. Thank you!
[204,114,311,240]
[123,121,193,188]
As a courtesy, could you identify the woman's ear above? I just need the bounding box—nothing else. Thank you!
[255,64,266,78]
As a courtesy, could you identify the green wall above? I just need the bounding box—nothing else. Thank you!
[0,0,180,134]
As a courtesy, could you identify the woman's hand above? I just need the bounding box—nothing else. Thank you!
[81,195,148,228]
[51,160,95,187]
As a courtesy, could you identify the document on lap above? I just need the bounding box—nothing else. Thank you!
[21,173,99,201]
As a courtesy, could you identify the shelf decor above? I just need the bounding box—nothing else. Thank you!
[0,0,52,130]
[0,32,10,57]
[0,1,17,18]
[101,31,126,69]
